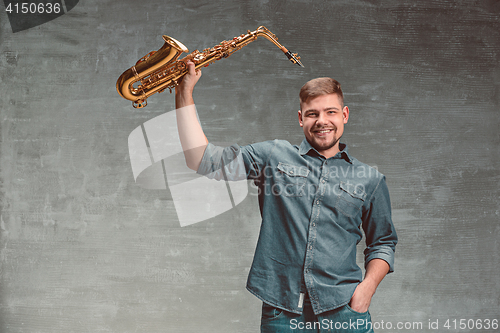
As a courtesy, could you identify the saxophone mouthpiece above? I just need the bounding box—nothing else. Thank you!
[281,47,304,67]
[287,51,304,67]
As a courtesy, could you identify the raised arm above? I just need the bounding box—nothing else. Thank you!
[175,61,208,171]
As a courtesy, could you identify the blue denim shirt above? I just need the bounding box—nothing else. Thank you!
[197,139,397,315]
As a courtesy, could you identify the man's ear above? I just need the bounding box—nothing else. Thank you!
[298,110,304,127]
[343,106,349,124]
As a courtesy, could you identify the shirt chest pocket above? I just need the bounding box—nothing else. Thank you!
[274,162,310,197]
[335,181,367,217]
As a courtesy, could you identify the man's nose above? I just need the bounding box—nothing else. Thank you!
[316,112,328,125]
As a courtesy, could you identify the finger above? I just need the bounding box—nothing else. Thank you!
[186,60,196,75]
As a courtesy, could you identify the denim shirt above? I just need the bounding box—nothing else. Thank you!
[197,139,397,315]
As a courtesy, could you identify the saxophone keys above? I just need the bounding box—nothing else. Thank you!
[132,99,147,108]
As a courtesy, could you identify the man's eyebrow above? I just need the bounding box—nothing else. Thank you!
[324,106,341,111]
[304,107,340,113]
[303,108,317,114]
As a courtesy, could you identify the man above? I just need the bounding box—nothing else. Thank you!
[175,61,397,333]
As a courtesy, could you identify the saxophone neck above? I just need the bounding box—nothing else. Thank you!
[253,26,304,67]
[254,26,280,47]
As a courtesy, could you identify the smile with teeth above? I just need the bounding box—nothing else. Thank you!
[314,128,334,135]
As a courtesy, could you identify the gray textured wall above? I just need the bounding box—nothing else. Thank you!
[1,0,499,332]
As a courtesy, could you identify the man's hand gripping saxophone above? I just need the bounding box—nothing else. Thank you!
[175,61,207,171]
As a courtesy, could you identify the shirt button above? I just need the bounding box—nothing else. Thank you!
[309,245,313,250]
[290,170,294,174]
[316,200,320,205]
[312,223,316,227]
[321,179,326,183]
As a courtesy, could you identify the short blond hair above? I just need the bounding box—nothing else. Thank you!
[299,77,344,108]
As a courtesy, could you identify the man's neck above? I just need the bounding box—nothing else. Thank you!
[318,143,341,159]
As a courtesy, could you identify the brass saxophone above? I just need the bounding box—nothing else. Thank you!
[116,26,304,108]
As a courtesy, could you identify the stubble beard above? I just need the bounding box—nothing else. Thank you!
[311,136,340,153]
[309,126,341,153]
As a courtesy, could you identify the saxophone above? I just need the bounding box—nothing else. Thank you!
[116,26,304,108]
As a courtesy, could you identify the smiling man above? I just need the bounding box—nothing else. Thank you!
[175,62,398,333]
[298,87,348,159]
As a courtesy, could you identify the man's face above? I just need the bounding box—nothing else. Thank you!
[298,94,349,158]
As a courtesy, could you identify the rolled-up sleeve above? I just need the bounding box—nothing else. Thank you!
[362,175,398,273]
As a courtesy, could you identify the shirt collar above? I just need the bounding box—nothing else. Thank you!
[299,139,353,163]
